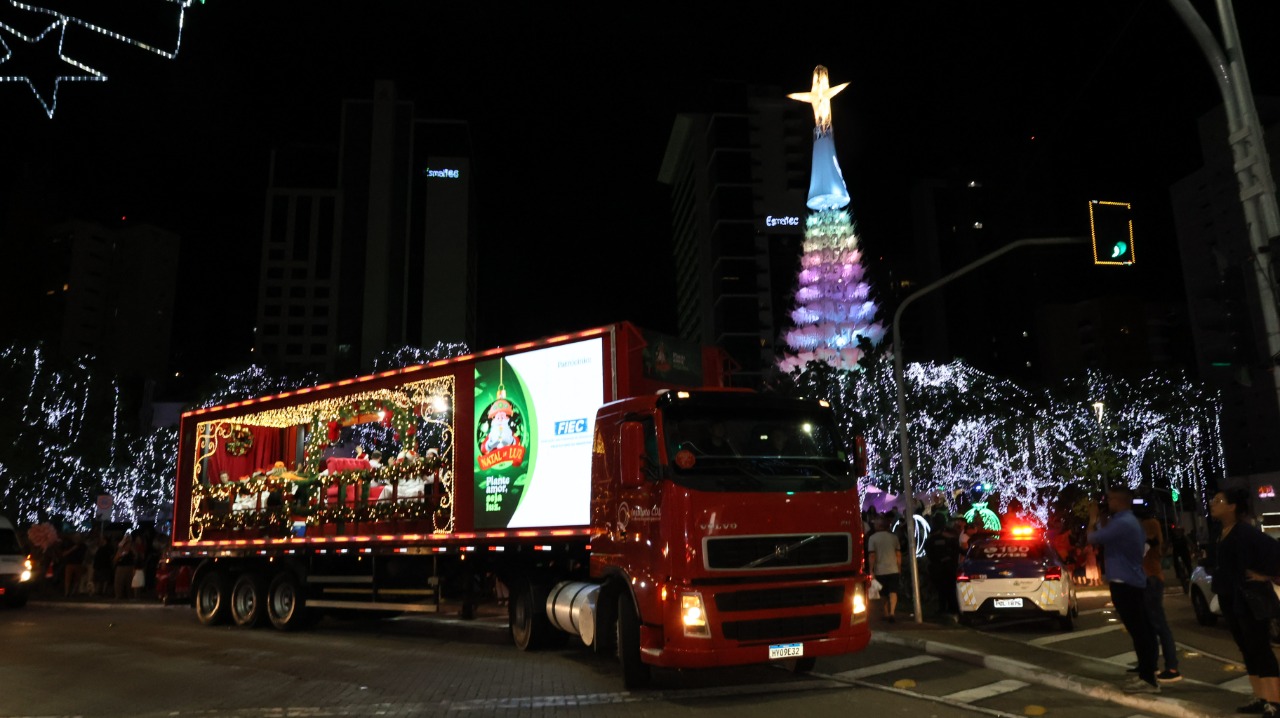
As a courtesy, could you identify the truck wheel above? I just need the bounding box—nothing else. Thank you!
[230,572,268,628]
[195,571,230,626]
[4,589,28,609]
[510,581,553,651]
[617,592,651,689]
[267,572,313,631]
[957,612,973,627]
[1057,613,1074,632]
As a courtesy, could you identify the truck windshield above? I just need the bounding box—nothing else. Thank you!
[661,407,853,492]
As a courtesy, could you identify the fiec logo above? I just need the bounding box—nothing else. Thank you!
[555,418,588,436]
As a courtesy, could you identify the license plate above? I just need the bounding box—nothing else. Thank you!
[769,642,803,659]
[993,598,1024,608]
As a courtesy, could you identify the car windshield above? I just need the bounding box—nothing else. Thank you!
[0,529,22,555]
[661,406,853,492]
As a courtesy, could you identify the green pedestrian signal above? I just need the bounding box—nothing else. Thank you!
[1090,200,1135,266]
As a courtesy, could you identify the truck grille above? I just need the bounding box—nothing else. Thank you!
[704,534,851,571]
[715,585,844,613]
[720,614,842,642]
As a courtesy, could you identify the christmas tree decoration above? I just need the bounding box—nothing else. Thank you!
[0,0,206,118]
[780,66,885,373]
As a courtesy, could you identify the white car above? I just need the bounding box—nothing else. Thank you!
[0,516,32,608]
[1188,563,1280,642]
[957,529,1079,630]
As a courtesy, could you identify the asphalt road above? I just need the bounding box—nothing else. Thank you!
[0,595,1160,718]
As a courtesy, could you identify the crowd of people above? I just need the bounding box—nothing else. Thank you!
[16,526,166,601]
[865,487,1280,712]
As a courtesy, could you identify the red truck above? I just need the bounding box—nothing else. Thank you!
[166,323,871,686]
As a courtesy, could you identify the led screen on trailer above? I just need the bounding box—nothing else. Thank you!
[473,338,604,529]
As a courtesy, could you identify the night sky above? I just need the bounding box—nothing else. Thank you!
[3,2,1278,383]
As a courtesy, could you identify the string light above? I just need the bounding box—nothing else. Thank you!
[0,1,205,117]
[791,354,1224,526]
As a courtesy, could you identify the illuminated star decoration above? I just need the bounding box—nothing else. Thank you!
[0,0,204,117]
[787,64,848,135]
[0,16,103,118]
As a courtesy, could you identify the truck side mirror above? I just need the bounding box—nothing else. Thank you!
[619,422,647,488]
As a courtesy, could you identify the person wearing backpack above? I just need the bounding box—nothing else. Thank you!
[1210,488,1280,715]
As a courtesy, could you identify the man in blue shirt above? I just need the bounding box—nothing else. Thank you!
[1088,485,1160,693]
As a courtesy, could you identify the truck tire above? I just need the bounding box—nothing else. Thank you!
[510,580,553,651]
[230,572,268,628]
[267,572,314,631]
[617,591,651,689]
[195,571,231,626]
[4,589,28,609]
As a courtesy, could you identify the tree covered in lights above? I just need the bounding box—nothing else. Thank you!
[779,66,885,372]
[0,340,472,530]
[787,353,1225,526]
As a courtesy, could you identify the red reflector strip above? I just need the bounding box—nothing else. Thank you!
[956,573,970,582]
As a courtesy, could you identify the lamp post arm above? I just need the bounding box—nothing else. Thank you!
[892,236,1086,624]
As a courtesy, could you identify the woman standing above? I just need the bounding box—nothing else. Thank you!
[1210,489,1280,715]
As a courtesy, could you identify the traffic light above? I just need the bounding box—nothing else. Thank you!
[1090,200,1134,265]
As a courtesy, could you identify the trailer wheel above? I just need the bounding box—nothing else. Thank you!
[194,570,230,626]
[510,581,553,651]
[617,591,651,689]
[267,572,313,631]
[230,572,268,628]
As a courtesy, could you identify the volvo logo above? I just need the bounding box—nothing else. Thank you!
[774,544,790,559]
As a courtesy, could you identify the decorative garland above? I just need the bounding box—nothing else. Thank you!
[225,425,254,457]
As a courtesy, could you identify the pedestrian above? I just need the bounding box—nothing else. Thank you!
[1209,488,1280,715]
[60,534,87,597]
[925,515,961,621]
[1088,485,1159,693]
[112,531,137,599]
[866,517,902,622]
[92,535,115,596]
[1138,508,1181,683]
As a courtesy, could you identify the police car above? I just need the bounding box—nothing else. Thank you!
[957,526,1078,630]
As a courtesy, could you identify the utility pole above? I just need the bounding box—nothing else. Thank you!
[893,236,1088,624]
[1169,0,1280,417]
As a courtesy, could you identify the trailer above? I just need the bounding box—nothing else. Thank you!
[167,323,871,686]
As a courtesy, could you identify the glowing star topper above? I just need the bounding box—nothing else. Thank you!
[787,65,848,135]
[0,0,205,117]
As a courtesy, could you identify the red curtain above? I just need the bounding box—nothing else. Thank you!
[208,426,283,482]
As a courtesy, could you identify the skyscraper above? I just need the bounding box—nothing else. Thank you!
[256,81,475,376]
[658,82,811,387]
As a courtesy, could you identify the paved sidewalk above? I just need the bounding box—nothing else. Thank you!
[873,620,1243,718]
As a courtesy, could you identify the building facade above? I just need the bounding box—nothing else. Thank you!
[658,84,811,387]
[255,81,475,376]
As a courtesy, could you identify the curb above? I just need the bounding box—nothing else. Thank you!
[30,599,171,610]
[872,632,1224,718]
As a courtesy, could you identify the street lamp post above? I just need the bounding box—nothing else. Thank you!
[1168,0,1280,415]
[893,236,1087,624]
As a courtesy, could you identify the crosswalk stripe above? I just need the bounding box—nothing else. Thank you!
[1028,623,1124,646]
[941,679,1030,703]
[1105,651,1136,665]
[830,655,941,680]
[1221,676,1254,694]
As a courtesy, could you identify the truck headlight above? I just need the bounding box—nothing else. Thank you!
[681,592,710,637]
[20,557,32,582]
[851,582,868,623]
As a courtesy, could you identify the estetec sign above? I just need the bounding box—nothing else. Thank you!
[760,213,804,234]
[766,215,800,227]
[424,167,461,179]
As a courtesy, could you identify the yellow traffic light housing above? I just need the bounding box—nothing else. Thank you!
[1090,200,1135,265]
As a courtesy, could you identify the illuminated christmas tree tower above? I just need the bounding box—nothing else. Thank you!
[778,66,884,373]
